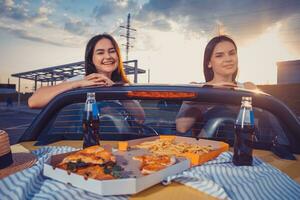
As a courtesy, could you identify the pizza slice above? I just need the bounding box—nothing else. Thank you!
[133,154,176,175]
[59,145,115,166]
[56,145,124,180]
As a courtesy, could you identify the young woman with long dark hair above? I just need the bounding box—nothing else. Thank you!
[28,33,145,123]
[176,35,256,134]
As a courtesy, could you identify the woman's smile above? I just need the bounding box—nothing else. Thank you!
[102,60,115,65]
[223,64,235,69]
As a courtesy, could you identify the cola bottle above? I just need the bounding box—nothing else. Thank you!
[233,96,255,166]
[82,92,100,149]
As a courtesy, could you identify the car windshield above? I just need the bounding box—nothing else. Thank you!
[37,98,290,149]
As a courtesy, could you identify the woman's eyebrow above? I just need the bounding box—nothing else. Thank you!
[95,47,115,52]
[214,51,224,55]
[95,48,104,52]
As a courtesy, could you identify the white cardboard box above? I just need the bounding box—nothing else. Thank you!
[43,148,190,196]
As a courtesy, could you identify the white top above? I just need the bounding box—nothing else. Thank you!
[65,75,85,82]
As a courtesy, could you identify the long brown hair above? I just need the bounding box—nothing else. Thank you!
[203,35,238,82]
[84,34,129,83]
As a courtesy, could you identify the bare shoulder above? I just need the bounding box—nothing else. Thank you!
[243,82,257,90]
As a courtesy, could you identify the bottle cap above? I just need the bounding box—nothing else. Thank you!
[242,96,252,102]
[87,92,95,98]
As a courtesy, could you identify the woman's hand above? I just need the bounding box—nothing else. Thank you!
[76,73,115,88]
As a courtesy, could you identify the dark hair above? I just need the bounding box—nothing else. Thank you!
[203,35,238,82]
[84,34,129,83]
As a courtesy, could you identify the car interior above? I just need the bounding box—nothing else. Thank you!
[36,98,292,158]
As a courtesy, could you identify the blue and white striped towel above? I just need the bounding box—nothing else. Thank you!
[0,146,129,200]
[163,151,300,200]
[1,147,300,200]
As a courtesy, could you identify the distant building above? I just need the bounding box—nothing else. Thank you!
[0,84,16,94]
[277,60,300,84]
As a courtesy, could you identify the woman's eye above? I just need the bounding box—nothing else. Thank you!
[109,49,116,53]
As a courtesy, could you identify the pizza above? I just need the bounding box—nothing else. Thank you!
[56,145,122,180]
[59,146,115,165]
[76,165,115,180]
[133,154,176,175]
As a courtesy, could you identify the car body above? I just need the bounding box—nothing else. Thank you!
[19,84,300,151]
[9,84,300,198]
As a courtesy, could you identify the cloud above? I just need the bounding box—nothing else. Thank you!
[92,0,141,23]
[64,17,91,35]
[1,0,299,50]
[92,3,115,22]
[0,0,144,47]
[14,30,66,47]
[134,0,300,40]
[0,0,57,27]
[88,0,143,41]
[0,24,66,47]
[0,0,30,21]
[0,14,88,48]
[0,0,91,47]
[151,19,171,31]
[114,0,129,8]
[4,0,14,8]
[38,6,52,15]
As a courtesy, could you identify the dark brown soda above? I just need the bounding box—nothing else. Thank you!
[233,124,255,166]
[82,111,100,149]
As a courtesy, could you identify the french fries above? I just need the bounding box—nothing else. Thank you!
[134,139,214,156]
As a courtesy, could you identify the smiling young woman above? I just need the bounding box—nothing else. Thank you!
[28,34,128,109]
[83,34,129,84]
[28,34,145,124]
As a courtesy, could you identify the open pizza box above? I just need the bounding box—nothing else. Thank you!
[118,135,229,166]
[43,147,190,196]
[44,136,228,195]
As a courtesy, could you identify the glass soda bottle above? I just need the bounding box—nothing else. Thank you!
[82,92,100,149]
[233,96,255,166]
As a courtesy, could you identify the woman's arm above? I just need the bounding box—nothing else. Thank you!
[28,81,80,109]
[176,101,203,133]
[28,73,113,109]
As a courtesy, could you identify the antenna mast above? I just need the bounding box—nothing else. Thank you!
[120,13,136,61]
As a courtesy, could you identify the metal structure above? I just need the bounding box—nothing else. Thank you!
[120,13,136,61]
[11,60,145,105]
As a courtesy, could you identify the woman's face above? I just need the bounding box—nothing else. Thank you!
[209,41,238,78]
[92,38,119,75]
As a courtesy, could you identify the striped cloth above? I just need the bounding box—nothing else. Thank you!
[1,147,300,200]
[163,151,300,200]
[0,146,128,200]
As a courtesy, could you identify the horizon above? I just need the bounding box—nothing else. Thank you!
[1,0,300,92]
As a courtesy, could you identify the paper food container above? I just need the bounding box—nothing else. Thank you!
[118,135,229,166]
[43,148,190,196]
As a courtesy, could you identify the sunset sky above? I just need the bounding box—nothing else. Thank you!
[0,0,300,92]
